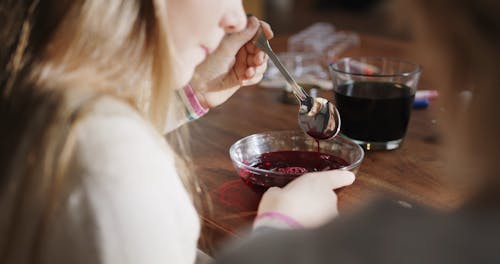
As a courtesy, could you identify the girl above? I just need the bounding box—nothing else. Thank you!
[0,0,353,262]
[0,0,276,263]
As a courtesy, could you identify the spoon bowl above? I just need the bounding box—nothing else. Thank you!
[253,28,341,140]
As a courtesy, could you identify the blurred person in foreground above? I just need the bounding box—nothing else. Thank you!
[216,0,500,263]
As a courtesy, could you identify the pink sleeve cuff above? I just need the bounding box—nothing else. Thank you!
[254,211,304,229]
[177,83,209,120]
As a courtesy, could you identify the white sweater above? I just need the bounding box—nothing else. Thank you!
[46,97,200,263]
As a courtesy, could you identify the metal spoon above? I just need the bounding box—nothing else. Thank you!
[253,28,341,140]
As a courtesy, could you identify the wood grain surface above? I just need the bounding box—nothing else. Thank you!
[167,35,462,254]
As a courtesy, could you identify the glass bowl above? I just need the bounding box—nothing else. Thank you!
[229,130,364,192]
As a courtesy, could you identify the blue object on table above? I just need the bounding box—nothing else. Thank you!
[413,98,429,109]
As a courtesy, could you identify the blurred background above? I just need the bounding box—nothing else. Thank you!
[243,0,407,40]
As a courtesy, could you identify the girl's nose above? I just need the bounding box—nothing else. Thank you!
[219,2,247,33]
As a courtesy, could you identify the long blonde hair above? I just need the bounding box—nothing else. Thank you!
[0,0,191,262]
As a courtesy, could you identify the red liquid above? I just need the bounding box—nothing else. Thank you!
[239,150,349,192]
[335,81,414,142]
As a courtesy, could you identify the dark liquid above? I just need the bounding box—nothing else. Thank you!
[239,150,349,192]
[334,81,414,142]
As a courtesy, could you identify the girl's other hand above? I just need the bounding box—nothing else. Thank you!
[256,170,355,228]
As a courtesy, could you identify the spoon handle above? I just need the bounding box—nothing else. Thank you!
[253,29,309,102]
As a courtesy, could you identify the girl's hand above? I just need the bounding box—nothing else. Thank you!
[190,16,273,108]
[256,170,355,228]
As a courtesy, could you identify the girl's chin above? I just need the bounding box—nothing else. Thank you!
[172,56,199,87]
[177,67,195,87]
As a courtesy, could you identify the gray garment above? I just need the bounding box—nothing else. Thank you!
[196,249,214,264]
[216,200,500,264]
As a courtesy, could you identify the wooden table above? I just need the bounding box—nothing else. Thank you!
[171,34,463,254]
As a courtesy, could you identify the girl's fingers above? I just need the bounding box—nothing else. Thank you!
[259,20,274,39]
[241,72,264,86]
[249,51,265,66]
[285,170,355,191]
[245,41,258,54]
[245,67,256,79]
[255,61,267,75]
[234,48,250,81]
